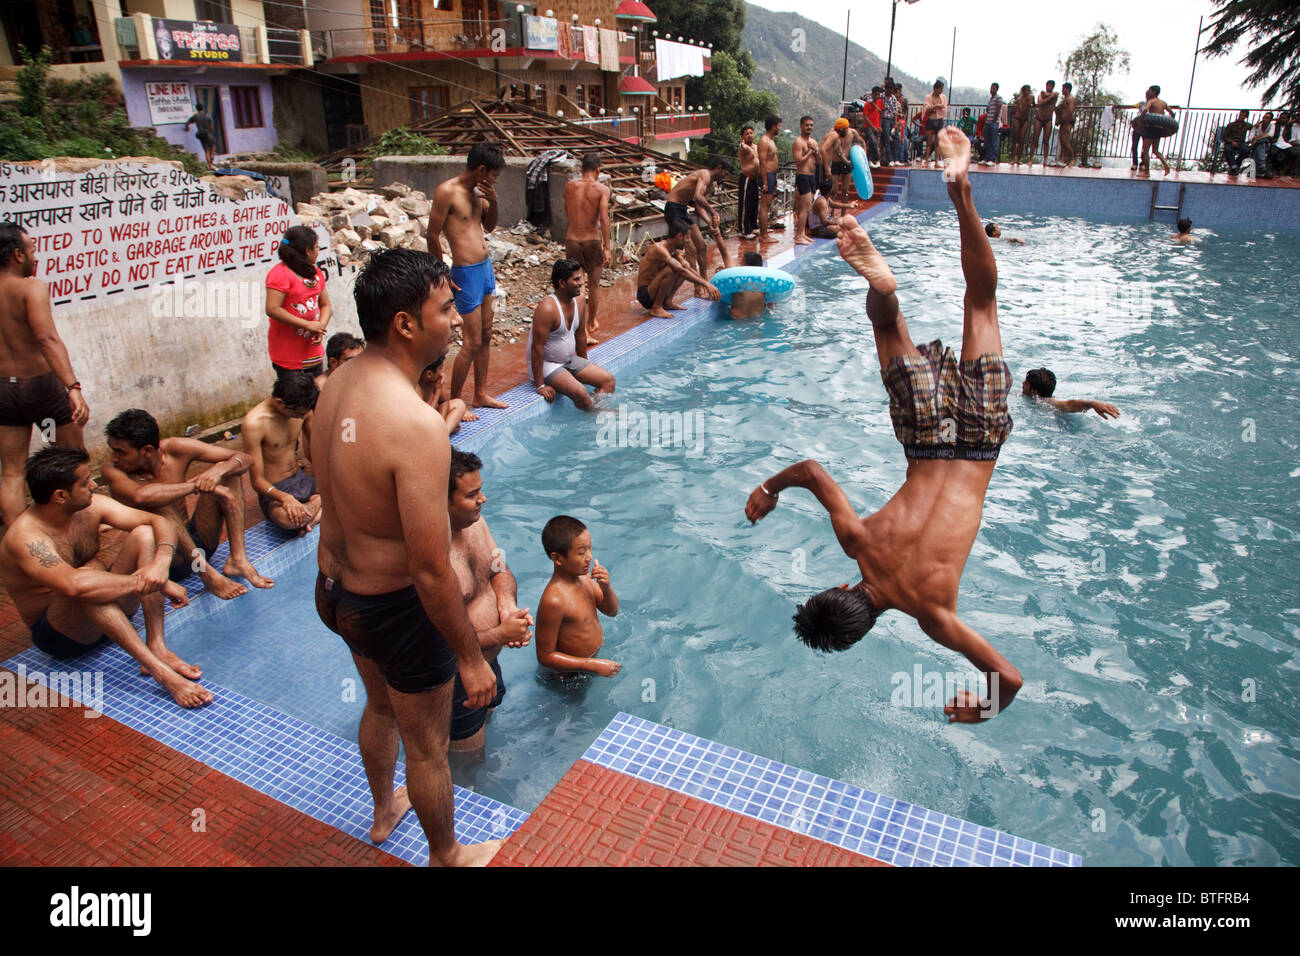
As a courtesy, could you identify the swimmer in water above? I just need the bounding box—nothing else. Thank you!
[1172,217,1197,244]
[1022,368,1120,418]
[745,129,1022,723]
[984,222,1024,245]
[534,515,620,677]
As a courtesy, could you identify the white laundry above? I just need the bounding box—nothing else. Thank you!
[1101,105,1114,132]
[655,39,705,82]
[582,25,599,63]
[599,28,620,71]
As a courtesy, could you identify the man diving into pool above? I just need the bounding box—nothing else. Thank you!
[744,129,1023,723]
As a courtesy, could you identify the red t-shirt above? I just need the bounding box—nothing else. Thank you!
[863,101,882,130]
[265,262,326,369]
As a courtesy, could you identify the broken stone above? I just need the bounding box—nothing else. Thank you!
[398,197,431,217]
[379,182,411,199]
[353,224,370,240]
[360,239,384,252]
[329,212,349,231]
[336,228,361,247]
[296,202,326,218]
[379,225,406,247]
[408,236,428,252]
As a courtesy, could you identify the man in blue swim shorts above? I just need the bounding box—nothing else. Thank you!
[745,130,1024,725]
[428,142,509,410]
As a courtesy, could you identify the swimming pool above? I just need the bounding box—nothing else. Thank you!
[164,204,1300,866]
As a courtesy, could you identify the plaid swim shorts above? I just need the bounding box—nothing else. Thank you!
[880,339,1013,460]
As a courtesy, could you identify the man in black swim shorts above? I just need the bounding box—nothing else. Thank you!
[0,222,91,530]
[312,248,502,866]
[792,115,819,245]
[664,158,731,296]
[745,129,1024,725]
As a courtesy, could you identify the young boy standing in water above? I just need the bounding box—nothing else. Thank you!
[535,515,620,677]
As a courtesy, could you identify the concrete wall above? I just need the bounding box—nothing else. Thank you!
[372,155,533,230]
[228,161,329,209]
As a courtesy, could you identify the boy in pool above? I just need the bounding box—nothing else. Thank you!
[714,246,768,320]
[535,515,620,677]
[1022,367,1120,418]
[744,129,1023,723]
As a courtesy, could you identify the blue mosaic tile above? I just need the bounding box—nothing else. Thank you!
[582,713,1082,867]
[3,597,527,867]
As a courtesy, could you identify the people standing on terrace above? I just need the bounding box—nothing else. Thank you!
[101,409,273,598]
[428,142,508,410]
[563,151,612,344]
[1029,80,1059,165]
[746,130,1023,723]
[1129,87,1154,169]
[862,88,884,168]
[979,83,1003,167]
[758,115,783,240]
[1139,86,1175,176]
[1054,83,1077,167]
[821,118,866,203]
[0,223,90,531]
[265,225,330,380]
[312,249,502,865]
[0,446,211,708]
[792,115,820,245]
[922,80,949,166]
[880,81,900,166]
[1011,85,1033,164]
[737,125,761,239]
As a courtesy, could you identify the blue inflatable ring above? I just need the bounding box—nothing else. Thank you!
[1142,112,1179,139]
[850,144,874,200]
[710,266,797,304]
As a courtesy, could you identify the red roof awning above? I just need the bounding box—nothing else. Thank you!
[618,74,657,95]
[615,1,657,21]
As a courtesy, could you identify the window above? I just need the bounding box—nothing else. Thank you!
[230,86,263,129]
[194,0,233,21]
[410,86,450,122]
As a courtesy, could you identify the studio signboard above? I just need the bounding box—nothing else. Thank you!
[153,19,244,63]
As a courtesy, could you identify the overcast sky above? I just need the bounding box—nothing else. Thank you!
[747,0,1272,108]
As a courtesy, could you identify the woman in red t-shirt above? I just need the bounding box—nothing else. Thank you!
[265,225,330,377]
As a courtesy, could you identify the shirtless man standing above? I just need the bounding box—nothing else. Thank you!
[745,130,1023,723]
[0,446,211,708]
[737,125,761,239]
[1010,85,1034,165]
[1140,85,1176,175]
[0,222,90,530]
[1028,81,1058,165]
[312,247,501,866]
[922,80,948,165]
[427,142,507,410]
[563,151,611,344]
[758,115,783,242]
[102,409,273,598]
[241,371,321,534]
[446,449,532,754]
[792,115,819,246]
[821,118,866,203]
[633,222,721,318]
[1054,82,1077,166]
[664,159,731,296]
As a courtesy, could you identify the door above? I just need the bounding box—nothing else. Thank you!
[194,85,228,154]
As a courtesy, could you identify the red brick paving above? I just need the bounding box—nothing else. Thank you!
[490,760,886,867]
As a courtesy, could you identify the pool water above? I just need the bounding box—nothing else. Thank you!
[167,205,1300,865]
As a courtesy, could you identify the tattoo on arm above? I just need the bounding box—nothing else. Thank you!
[26,539,62,568]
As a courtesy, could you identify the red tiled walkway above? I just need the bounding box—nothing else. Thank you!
[490,760,886,867]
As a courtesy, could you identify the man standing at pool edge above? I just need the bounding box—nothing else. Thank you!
[312,248,501,865]
[744,129,1022,723]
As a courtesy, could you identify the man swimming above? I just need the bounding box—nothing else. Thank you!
[428,142,508,410]
[312,248,501,865]
[0,446,210,708]
[0,222,90,530]
[446,449,532,754]
[744,130,1023,723]
[1172,218,1197,244]
[563,151,612,344]
[726,252,769,320]
[984,222,1025,245]
[101,408,273,597]
[1022,368,1120,418]
[529,258,615,411]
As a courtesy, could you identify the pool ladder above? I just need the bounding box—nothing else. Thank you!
[1149,182,1185,221]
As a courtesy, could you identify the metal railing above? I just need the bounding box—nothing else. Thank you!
[565,115,642,141]
[266,27,306,65]
[881,102,1270,169]
[326,19,510,58]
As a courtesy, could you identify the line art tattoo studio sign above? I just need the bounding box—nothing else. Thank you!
[0,161,292,305]
[154,19,244,63]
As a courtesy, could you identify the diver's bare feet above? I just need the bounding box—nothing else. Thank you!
[649,307,673,318]
[462,409,479,422]
[473,394,509,409]
[665,300,686,310]
[223,557,274,589]
[795,236,814,245]
[371,785,413,843]
[937,127,971,182]
[201,568,248,600]
[156,668,212,708]
[142,645,202,680]
[431,838,505,867]
[835,217,897,295]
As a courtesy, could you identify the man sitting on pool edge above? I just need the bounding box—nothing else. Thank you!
[744,129,1023,723]
[1022,367,1120,418]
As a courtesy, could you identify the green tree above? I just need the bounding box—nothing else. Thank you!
[646,0,745,59]
[16,44,52,132]
[1202,0,1299,109]
[1059,23,1130,165]
[687,49,779,163]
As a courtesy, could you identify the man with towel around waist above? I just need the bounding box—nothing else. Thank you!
[529,259,615,411]
[745,129,1023,724]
